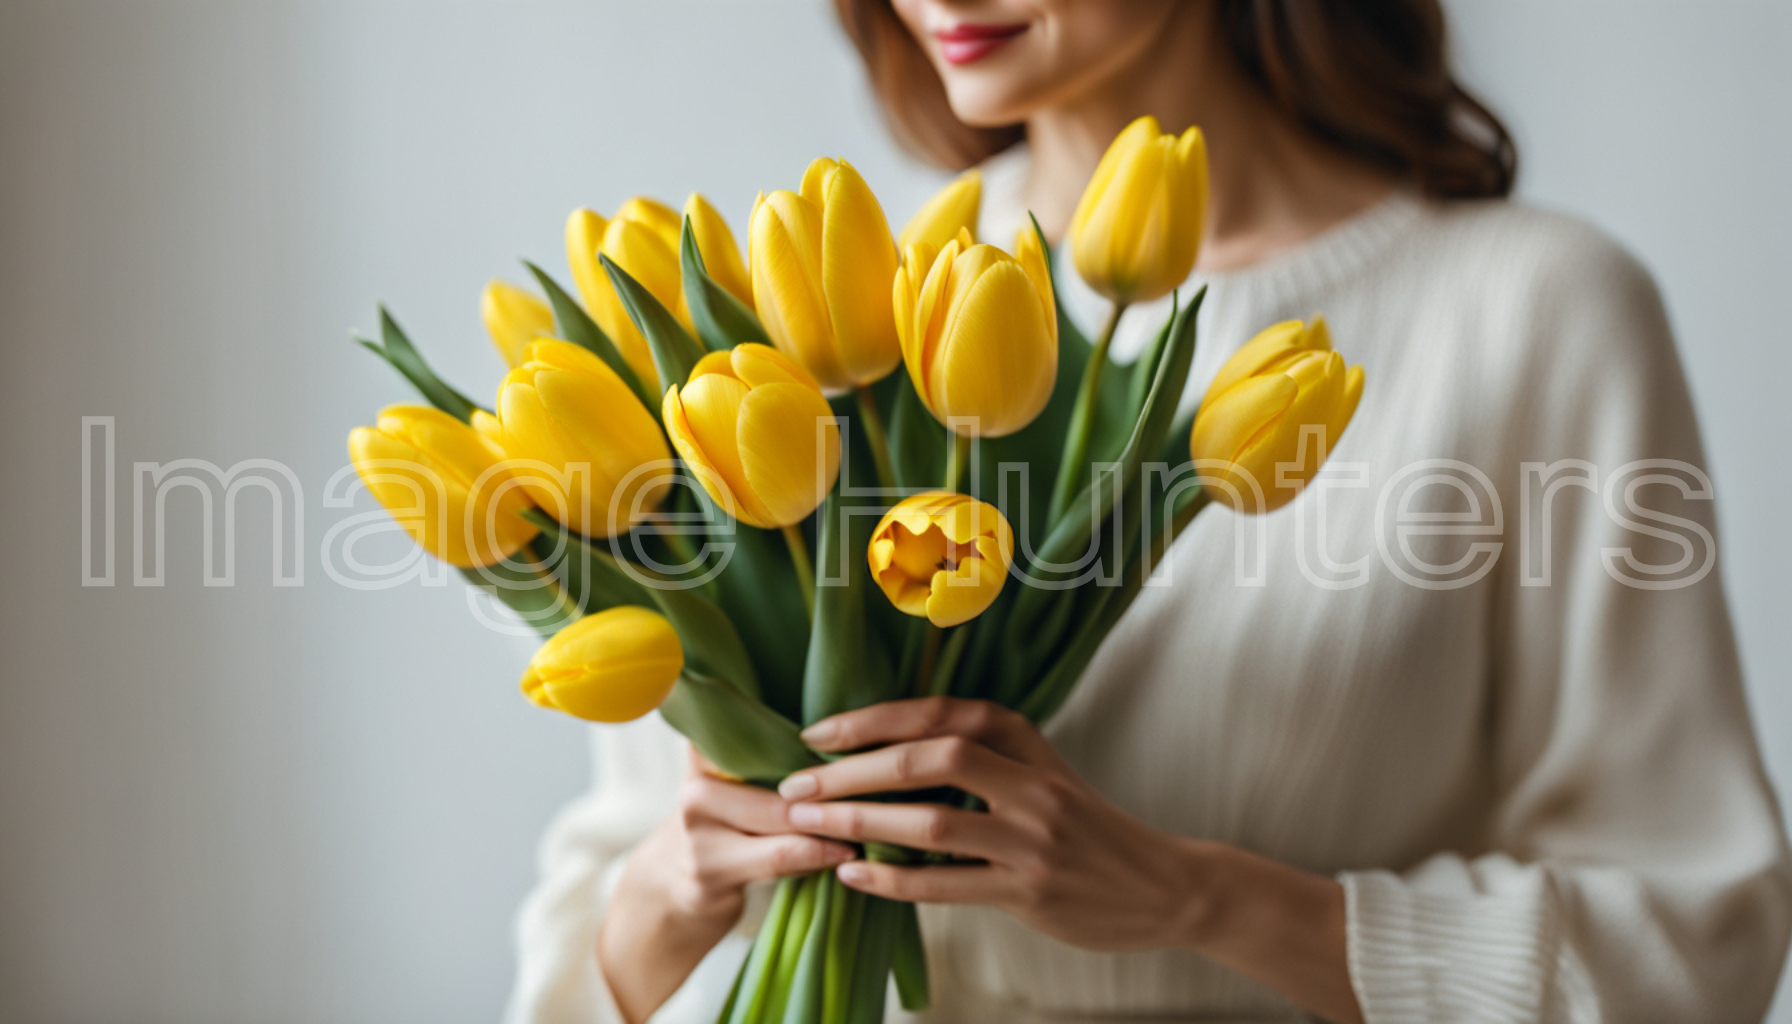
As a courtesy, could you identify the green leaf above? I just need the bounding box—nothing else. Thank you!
[803,491,897,725]
[526,510,762,701]
[1006,288,1206,651]
[690,481,810,722]
[891,901,930,1012]
[456,560,578,638]
[844,896,900,1024]
[886,370,946,492]
[660,670,819,784]
[522,261,658,412]
[681,218,773,351]
[356,306,481,422]
[599,252,707,393]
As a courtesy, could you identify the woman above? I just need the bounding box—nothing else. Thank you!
[509,2,1792,1022]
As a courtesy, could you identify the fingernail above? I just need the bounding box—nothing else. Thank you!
[778,774,818,801]
[800,720,839,747]
[825,844,855,864]
[837,861,868,884]
[788,803,824,828]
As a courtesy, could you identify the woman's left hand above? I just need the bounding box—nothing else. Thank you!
[776,696,1213,952]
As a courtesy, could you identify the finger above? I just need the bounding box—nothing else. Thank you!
[835,860,1004,905]
[786,800,1015,861]
[778,735,1031,805]
[679,774,801,836]
[704,832,857,889]
[799,697,1058,767]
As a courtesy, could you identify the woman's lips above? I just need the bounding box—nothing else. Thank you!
[933,22,1028,65]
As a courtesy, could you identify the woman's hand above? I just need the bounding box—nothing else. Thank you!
[778,697,1363,1024]
[598,750,856,1024]
[776,696,1208,951]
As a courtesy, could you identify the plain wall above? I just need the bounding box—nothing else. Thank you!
[0,2,1785,1022]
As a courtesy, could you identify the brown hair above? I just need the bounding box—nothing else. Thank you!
[832,0,1516,198]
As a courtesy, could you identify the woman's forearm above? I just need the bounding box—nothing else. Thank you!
[1178,840,1363,1024]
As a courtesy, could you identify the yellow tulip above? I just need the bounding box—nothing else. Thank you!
[749,158,900,391]
[898,168,981,251]
[662,343,841,529]
[493,339,672,537]
[347,404,539,568]
[684,193,753,309]
[1069,115,1209,304]
[481,279,556,369]
[892,227,1057,438]
[868,491,1013,627]
[1191,317,1364,514]
[520,606,684,723]
[566,197,691,390]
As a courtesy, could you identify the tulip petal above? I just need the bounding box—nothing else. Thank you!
[932,260,1057,436]
[665,385,742,523]
[751,191,846,388]
[736,381,841,527]
[924,552,1005,627]
[689,350,739,381]
[819,160,901,386]
[673,373,772,526]
[685,193,754,309]
[730,342,821,392]
[899,168,981,251]
[1200,320,1306,410]
[1013,225,1058,347]
[528,606,684,723]
[482,279,556,369]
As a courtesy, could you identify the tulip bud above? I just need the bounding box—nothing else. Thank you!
[868,491,1013,627]
[481,279,557,369]
[493,339,673,537]
[1191,317,1364,514]
[566,197,691,391]
[520,606,684,723]
[898,168,981,251]
[662,343,841,529]
[1069,115,1209,304]
[892,229,1057,438]
[684,193,753,309]
[347,404,540,568]
[749,158,901,391]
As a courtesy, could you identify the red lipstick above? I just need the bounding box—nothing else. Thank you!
[934,22,1028,65]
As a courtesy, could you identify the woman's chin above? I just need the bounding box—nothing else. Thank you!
[939,81,1045,130]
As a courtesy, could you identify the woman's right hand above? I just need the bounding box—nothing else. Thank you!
[597,750,857,1024]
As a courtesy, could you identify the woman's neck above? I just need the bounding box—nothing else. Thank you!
[1018,6,1395,273]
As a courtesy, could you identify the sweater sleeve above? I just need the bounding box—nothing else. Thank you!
[1339,225,1792,1023]
[503,714,687,1024]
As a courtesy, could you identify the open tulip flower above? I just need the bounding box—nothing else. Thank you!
[521,606,685,723]
[869,491,1015,628]
[749,157,901,391]
[566,197,691,390]
[663,343,842,529]
[480,279,556,369]
[898,167,981,251]
[893,227,1058,438]
[492,339,672,538]
[1069,114,1209,305]
[347,404,540,568]
[1192,317,1365,514]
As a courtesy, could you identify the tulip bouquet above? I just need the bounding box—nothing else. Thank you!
[347,116,1360,1024]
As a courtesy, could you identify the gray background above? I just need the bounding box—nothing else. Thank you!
[0,1,1786,1021]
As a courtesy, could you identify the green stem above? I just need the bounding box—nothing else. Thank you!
[943,432,972,495]
[782,523,815,620]
[913,624,944,699]
[928,626,972,698]
[1046,301,1127,526]
[854,385,898,493]
[525,556,583,629]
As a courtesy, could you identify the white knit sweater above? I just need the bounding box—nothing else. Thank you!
[505,167,1792,1023]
